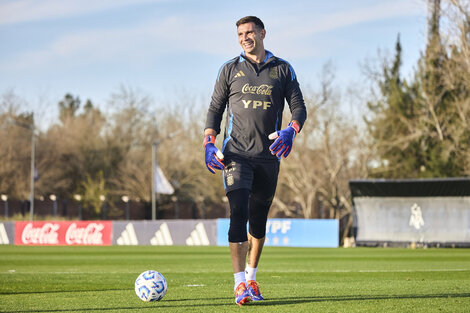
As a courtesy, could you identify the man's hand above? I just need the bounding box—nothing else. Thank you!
[204,135,225,174]
[268,121,300,158]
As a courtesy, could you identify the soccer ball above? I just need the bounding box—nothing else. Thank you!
[135,270,167,302]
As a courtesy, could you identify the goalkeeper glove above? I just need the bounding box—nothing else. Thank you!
[204,135,225,174]
[268,121,300,158]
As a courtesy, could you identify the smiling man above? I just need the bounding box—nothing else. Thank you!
[203,16,307,306]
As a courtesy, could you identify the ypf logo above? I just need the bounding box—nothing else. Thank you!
[266,220,291,234]
[242,100,272,110]
[265,220,291,246]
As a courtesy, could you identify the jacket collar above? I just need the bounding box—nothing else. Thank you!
[239,50,274,63]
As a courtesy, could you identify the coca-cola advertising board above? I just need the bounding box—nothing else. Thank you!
[15,221,112,246]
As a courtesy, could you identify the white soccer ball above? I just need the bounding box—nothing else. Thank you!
[135,270,167,302]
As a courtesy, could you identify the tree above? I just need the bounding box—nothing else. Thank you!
[365,0,470,178]
[0,91,35,200]
[154,93,226,217]
[81,171,107,218]
[365,36,425,178]
[439,0,470,175]
[58,93,80,123]
[106,86,156,202]
[272,65,371,243]
[40,95,109,211]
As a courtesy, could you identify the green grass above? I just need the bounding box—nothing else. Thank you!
[0,246,469,312]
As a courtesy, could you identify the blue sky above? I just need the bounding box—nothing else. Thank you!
[0,0,428,124]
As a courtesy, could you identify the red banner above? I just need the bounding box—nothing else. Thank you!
[15,221,112,246]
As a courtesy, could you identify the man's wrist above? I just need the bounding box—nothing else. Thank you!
[288,121,300,134]
[203,135,216,147]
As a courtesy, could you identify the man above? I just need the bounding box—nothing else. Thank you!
[204,16,307,306]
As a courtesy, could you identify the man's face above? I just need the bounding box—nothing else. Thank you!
[237,22,265,55]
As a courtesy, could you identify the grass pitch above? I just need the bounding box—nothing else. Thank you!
[0,246,469,312]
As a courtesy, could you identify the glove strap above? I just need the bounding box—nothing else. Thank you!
[288,121,300,134]
[203,135,216,147]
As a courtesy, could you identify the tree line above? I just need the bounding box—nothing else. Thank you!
[0,1,468,242]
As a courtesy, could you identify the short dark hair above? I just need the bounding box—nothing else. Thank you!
[236,16,264,30]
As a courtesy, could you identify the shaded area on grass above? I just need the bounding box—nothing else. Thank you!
[0,288,130,295]
[2,292,469,312]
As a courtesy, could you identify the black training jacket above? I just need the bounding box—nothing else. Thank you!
[205,50,307,161]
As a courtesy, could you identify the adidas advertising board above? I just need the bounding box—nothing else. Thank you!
[112,220,217,246]
[0,222,14,245]
[6,219,339,247]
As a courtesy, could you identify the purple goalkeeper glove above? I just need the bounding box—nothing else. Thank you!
[204,135,225,174]
[268,121,300,158]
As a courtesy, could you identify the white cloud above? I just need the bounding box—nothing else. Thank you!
[0,0,426,71]
[293,0,423,37]
[0,0,161,25]
[0,15,236,71]
[264,0,425,57]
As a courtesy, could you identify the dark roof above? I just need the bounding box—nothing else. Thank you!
[349,177,470,197]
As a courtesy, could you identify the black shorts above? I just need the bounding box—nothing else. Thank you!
[223,156,280,201]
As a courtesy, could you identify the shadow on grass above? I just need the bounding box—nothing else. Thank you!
[255,292,470,306]
[0,288,130,295]
[2,293,469,312]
